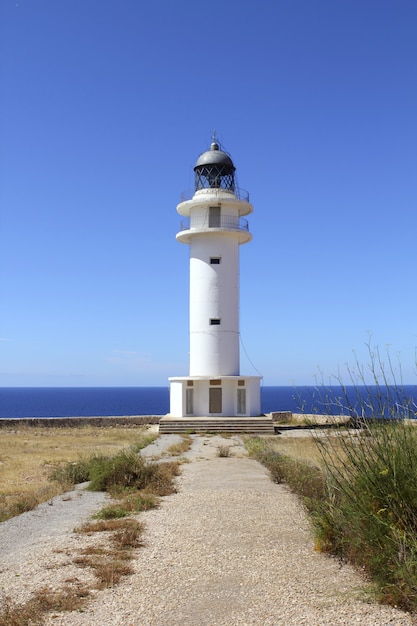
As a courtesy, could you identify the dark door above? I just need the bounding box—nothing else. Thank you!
[209,387,222,413]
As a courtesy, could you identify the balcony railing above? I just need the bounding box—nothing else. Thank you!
[179,215,249,232]
[180,186,250,203]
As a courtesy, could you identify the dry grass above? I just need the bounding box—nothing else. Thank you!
[76,517,143,534]
[0,517,145,624]
[0,425,156,521]
[146,460,181,496]
[255,432,349,467]
[78,545,107,556]
[73,517,142,589]
[0,584,90,626]
[0,551,133,623]
[112,522,144,549]
[93,559,134,588]
[164,435,193,457]
[0,597,43,626]
[74,552,135,588]
[273,413,350,426]
[33,584,91,612]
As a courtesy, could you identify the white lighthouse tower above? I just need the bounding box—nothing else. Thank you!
[168,139,262,420]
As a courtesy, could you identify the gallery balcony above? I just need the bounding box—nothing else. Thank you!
[176,215,251,245]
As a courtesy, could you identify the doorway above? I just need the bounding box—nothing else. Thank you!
[209,387,222,413]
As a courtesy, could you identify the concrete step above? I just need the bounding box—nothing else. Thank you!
[158,417,274,434]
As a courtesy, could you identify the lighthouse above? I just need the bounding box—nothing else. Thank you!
[168,139,262,419]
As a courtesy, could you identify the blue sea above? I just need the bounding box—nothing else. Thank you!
[0,386,416,419]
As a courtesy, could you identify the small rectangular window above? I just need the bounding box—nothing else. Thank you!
[238,380,245,386]
[237,389,246,414]
[210,257,221,264]
[187,380,194,387]
[210,318,221,325]
[186,388,194,414]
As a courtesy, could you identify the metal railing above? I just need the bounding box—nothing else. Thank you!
[180,186,250,203]
[179,215,249,232]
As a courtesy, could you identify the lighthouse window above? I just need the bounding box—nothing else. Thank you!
[186,389,194,414]
[237,389,247,414]
[210,257,221,264]
[209,206,221,227]
[210,318,221,325]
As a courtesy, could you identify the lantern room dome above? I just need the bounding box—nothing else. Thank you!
[194,142,235,170]
[193,141,236,192]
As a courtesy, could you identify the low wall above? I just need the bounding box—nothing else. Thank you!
[0,416,162,428]
[270,411,293,423]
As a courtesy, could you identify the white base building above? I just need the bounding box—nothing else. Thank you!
[169,376,261,418]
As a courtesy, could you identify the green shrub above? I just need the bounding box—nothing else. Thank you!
[121,491,158,511]
[49,457,91,487]
[49,444,180,498]
[93,506,129,520]
[48,433,158,491]
[87,449,154,491]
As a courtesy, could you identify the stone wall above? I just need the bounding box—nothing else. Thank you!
[0,416,162,428]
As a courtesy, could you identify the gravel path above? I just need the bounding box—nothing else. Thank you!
[1,434,415,624]
[0,484,110,605]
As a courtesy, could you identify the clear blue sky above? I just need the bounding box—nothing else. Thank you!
[1,0,416,387]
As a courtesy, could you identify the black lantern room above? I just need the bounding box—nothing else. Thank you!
[194,141,236,192]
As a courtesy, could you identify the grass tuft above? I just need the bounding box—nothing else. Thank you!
[111,520,144,549]
[93,505,129,519]
[216,445,232,458]
[0,597,42,626]
[0,585,90,626]
[93,559,134,589]
[76,517,140,534]
[33,585,90,612]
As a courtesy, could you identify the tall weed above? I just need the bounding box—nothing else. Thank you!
[315,421,417,610]
[248,422,417,612]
